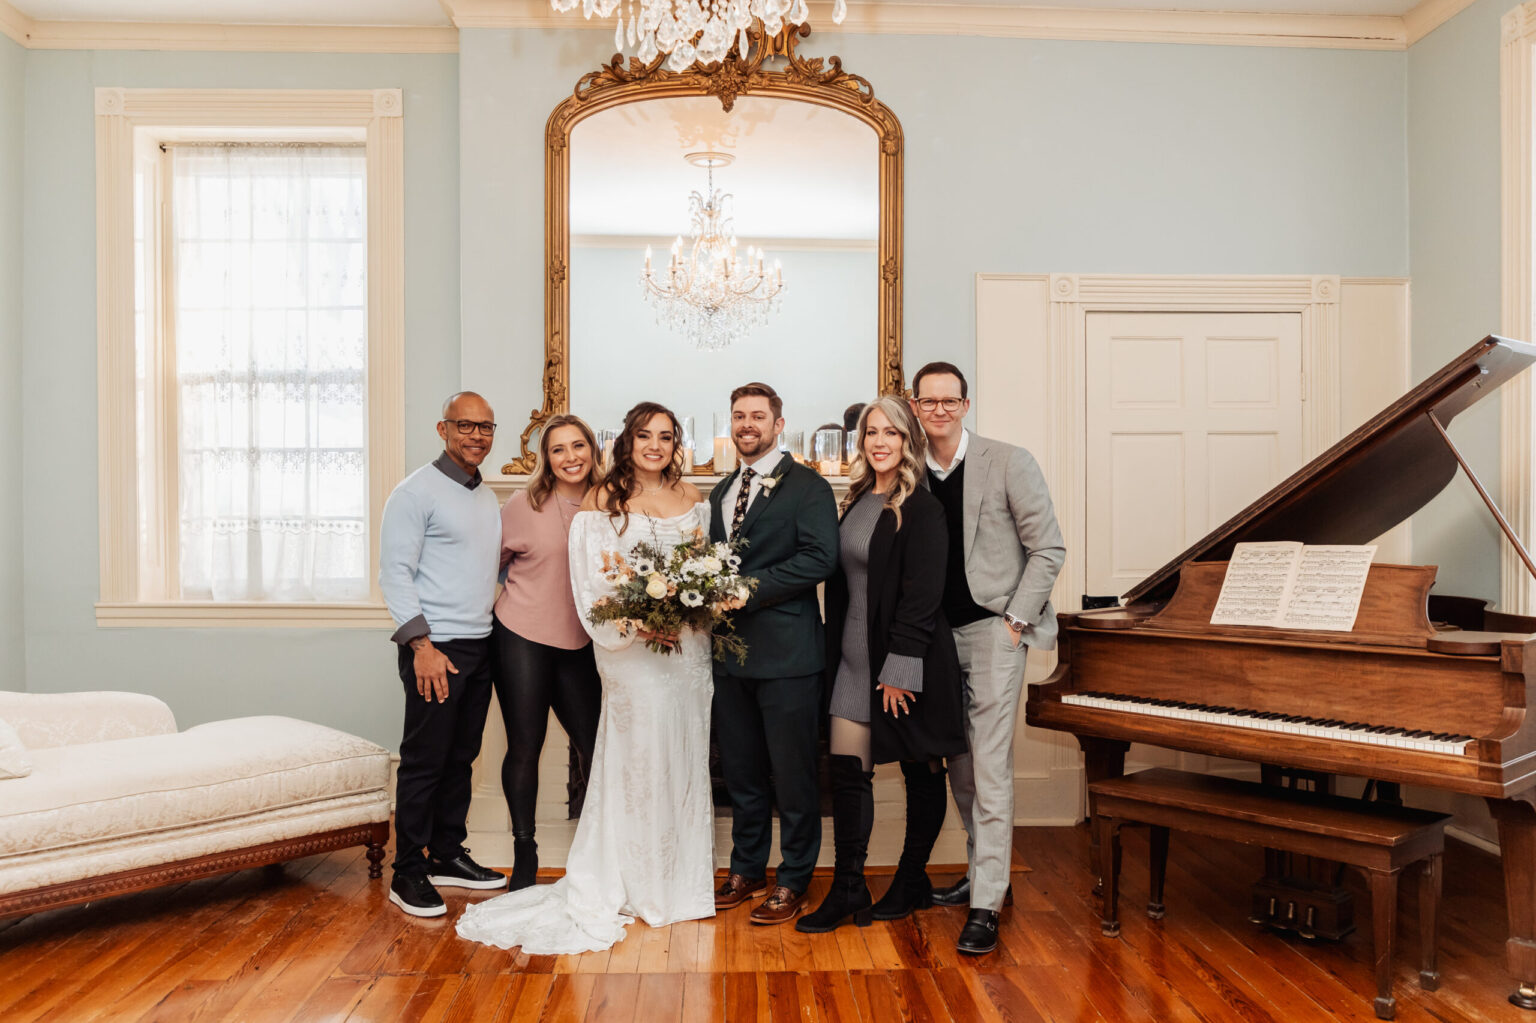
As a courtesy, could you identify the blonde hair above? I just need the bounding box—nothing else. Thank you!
[527,414,602,511]
[839,395,927,529]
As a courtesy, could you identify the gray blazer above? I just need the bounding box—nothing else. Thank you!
[950,433,1066,651]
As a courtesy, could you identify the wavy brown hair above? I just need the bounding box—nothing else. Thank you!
[527,414,601,511]
[600,401,684,533]
[840,395,927,530]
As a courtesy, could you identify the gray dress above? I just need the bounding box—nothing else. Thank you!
[829,490,924,722]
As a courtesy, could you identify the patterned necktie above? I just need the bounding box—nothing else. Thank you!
[730,466,756,540]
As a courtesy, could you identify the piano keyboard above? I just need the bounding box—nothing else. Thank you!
[1061,692,1475,755]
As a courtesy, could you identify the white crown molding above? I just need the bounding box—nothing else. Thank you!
[0,1,456,52]
[1404,0,1479,46]
[0,0,1485,57]
[448,0,1407,49]
[0,0,33,46]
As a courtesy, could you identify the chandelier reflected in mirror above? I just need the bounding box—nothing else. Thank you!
[551,0,847,69]
[640,152,784,352]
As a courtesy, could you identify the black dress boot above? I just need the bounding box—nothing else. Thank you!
[508,833,538,891]
[872,760,948,921]
[796,755,874,933]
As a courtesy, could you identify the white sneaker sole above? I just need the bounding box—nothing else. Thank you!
[389,888,447,917]
[427,874,508,890]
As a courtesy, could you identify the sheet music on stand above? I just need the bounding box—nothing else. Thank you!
[1210,541,1377,631]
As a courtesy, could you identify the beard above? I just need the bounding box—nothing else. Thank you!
[733,429,775,459]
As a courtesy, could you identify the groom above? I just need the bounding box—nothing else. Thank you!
[710,382,839,925]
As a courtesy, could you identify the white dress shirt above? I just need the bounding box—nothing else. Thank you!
[926,428,970,481]
[720,448,786,521]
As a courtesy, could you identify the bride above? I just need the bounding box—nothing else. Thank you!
[457,401,716,954]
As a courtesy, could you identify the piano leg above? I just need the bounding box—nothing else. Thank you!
[1487,796,1536,1010]
[1368,868,1400,1020]
[1079,737,1128,896]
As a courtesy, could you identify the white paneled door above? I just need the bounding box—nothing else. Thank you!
[1085,311,1304,601]
[1086,311,1303,774]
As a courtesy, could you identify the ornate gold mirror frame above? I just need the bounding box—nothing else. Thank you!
[503,25,904,474]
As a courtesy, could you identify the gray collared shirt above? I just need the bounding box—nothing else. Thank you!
[433,450,483,489]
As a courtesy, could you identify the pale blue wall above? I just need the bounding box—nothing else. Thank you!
[19,50,459,742]
[0,35,22,692]
[460,28,1410,446]
[1407,0,1512,603]
[8,28,1419,744]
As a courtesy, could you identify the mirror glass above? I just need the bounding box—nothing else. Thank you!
[568,95,878,463]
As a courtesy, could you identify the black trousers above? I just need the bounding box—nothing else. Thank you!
[393,636,494,874]
[712,671,822,892]
[491,619,602,835]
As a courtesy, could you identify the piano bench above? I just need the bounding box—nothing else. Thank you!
[1088,768,1450,1022]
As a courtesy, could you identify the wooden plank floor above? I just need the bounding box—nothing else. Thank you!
[0,825,1528,1022]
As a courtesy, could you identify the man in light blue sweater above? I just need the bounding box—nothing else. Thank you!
[379,391,508,917]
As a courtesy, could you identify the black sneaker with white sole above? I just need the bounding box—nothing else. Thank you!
[390,871,446,918]
[427,850,507,890]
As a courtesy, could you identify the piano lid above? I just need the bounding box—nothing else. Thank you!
[1121,335,1536,608]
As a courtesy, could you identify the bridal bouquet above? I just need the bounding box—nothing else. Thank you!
[587,530,758,664]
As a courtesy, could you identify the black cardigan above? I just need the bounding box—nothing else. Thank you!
[824,487,966,764]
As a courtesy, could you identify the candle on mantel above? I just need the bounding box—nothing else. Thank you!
[714,437,737,475]
[818,459,841,477]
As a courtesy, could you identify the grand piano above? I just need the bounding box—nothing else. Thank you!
[1025,334,1536,1007]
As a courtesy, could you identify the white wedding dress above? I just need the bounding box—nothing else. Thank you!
[456,503,716,954]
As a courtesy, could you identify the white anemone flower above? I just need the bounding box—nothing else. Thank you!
[680,589,704,607]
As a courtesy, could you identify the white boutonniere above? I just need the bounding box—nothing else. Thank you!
[760,476,779,492]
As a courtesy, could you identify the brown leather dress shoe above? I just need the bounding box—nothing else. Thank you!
[714,873,767,909]
[749,885,808,925]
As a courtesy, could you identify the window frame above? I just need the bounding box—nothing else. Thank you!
[94,88,405,628]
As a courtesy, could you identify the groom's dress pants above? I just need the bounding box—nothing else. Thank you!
[713,671,822,892]
[393,636,494,873]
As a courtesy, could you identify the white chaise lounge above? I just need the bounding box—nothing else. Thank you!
[0,690,391,919]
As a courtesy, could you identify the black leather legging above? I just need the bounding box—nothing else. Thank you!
[491,618,602,836]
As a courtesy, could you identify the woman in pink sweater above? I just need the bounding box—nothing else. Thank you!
[492,414,604,889]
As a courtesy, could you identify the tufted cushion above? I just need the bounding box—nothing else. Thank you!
[0,718,31,779]
[0,716,390,858]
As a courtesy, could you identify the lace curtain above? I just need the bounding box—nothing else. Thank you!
[173,145,369,602]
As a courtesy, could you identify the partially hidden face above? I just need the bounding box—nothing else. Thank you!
[631,412,677,473]
[731,395,782,460]
[862,407,906,476]
[545,424,592,487]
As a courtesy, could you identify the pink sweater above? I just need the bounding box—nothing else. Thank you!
[492,490,589,650]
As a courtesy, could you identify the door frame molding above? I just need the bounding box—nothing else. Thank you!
[977,272,1343,824]
[1044,274,1340,626]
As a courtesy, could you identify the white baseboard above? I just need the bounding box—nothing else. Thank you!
[466,815,973,870]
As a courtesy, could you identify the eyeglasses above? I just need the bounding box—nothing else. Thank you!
[914,398,965,412]
[444,419,497,436]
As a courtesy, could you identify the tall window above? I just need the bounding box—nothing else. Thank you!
[159,145,369,601]
[96,89,405,625]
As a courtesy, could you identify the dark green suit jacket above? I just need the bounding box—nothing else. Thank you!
[709,456,839,679]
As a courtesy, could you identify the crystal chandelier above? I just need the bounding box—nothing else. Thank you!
[640,152,784,352]
[552,0,847,70]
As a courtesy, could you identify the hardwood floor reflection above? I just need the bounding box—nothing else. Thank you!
[0,824,1526,1021]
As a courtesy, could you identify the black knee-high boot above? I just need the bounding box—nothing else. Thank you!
[508,831,538,891]
[872,761,948,920]
[796,755,874,933]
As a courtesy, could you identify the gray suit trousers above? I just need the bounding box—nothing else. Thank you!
[945,616,1029,913]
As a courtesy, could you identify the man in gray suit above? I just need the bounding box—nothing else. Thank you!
[909,361,1065,956]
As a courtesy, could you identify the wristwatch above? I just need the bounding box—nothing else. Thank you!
[1003,613,1026,631]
